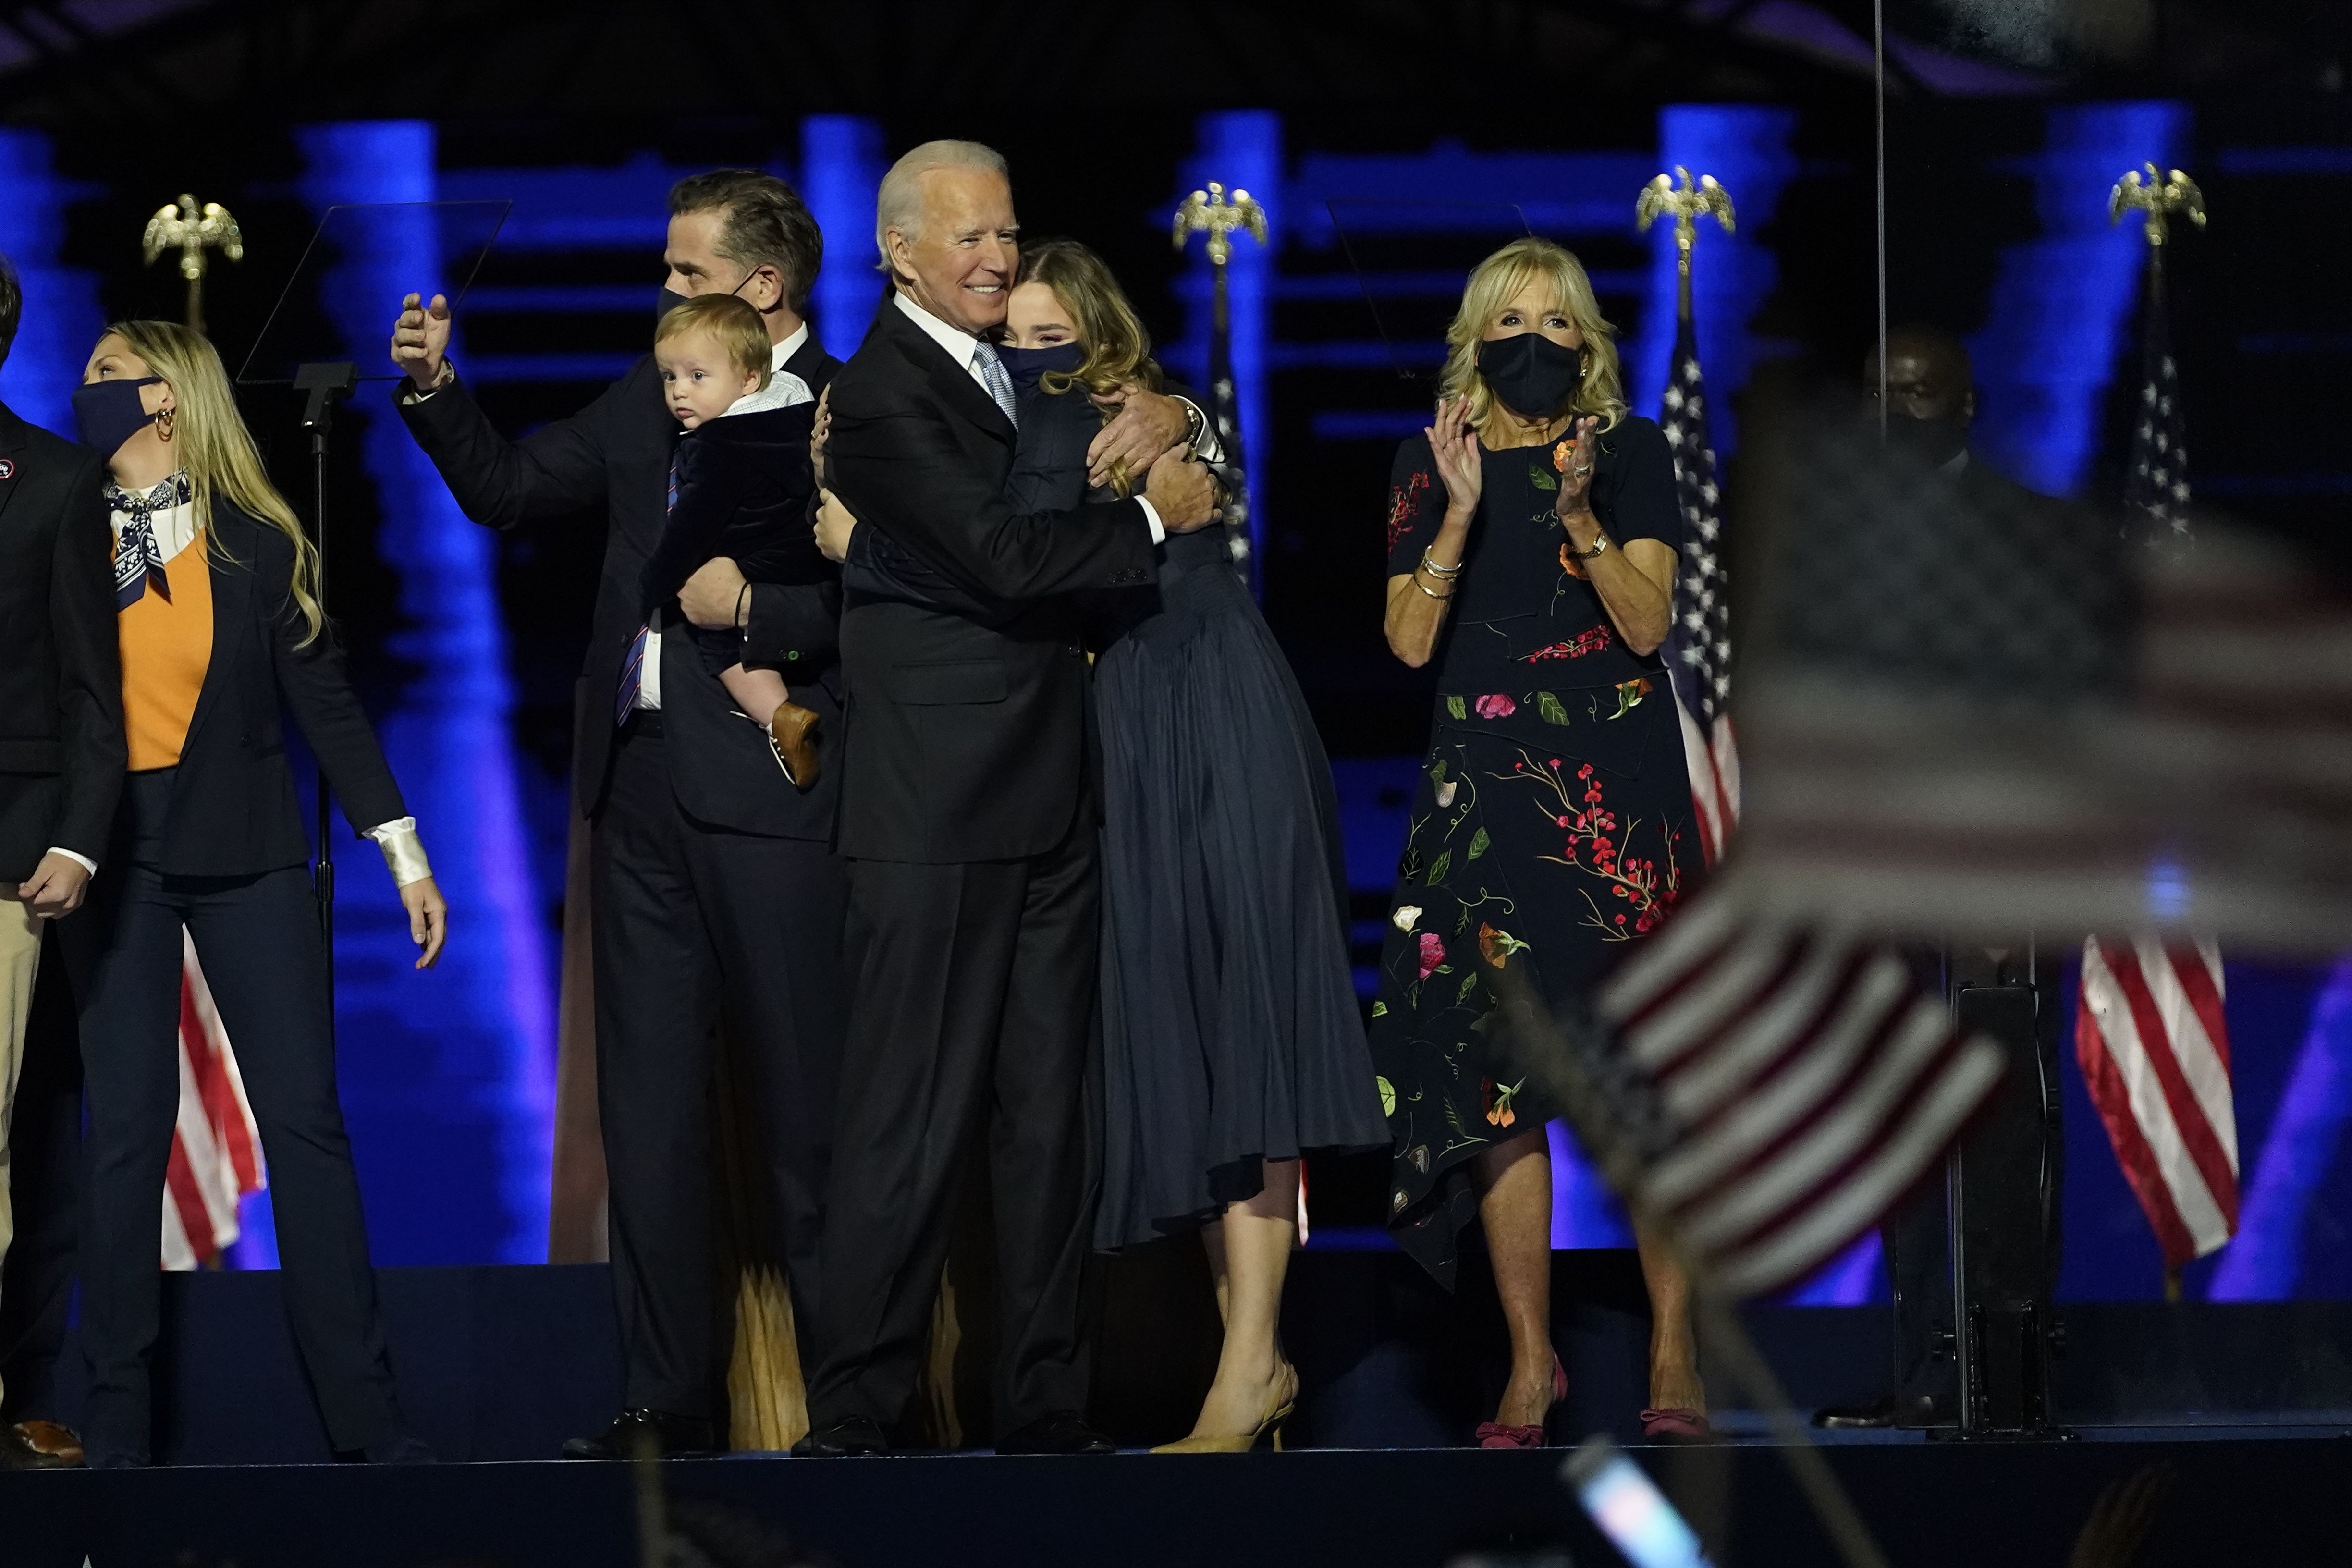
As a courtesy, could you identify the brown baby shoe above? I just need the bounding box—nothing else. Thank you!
[768,701,821,787]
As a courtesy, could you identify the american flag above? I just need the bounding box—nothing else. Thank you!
[162,931,266,1270]
[1659,308,1741,863]
[1519,885,2005,1298]
[2124,260,2191,549]
[1204,294,1252,577]
[2076,937,2237,1270]
[2076,256,2238,1275]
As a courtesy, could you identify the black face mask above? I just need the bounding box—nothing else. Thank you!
[73,377,163,457]
[1477,332,1583,420]
[655,286,690,329]
[995,343,1083,393]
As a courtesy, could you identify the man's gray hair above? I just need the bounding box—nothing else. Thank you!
[873,140,1009,273]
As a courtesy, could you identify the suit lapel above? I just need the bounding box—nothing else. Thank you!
[0,402,33,536]
[180,508,250,763]
[879,299,1014,446]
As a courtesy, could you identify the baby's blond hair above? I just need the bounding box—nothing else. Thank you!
[655,293,771,389]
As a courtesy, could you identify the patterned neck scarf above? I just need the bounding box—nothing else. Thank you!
[107,471,190,612]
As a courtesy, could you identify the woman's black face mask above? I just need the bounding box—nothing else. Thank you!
[1477,332,1584,420]
[995,343,1084,392]
[73,376,163,457]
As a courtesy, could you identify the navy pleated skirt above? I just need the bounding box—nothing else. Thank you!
[1091,527,1389,1250]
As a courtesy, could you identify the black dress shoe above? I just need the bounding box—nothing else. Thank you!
[562,1409,719,1460]
[791,1414,889,1458]
[996,1410,1115,1455]
[361,1433,438,1464]
[1814,1392,1946,1430]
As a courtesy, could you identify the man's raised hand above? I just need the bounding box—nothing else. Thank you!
[390,292,453,389]
[1143,444,1217,534]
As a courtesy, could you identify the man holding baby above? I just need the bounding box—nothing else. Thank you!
[389,170,843,1461]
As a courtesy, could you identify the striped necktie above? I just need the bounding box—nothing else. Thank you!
[614,457,679,725]
[972,341,1018,429]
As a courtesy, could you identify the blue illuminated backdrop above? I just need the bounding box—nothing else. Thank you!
[0,129,103,435]
[292,121,555,1265]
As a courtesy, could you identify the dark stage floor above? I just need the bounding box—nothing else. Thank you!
[7,1260,2347,1565]
[7,1437,2348,1568]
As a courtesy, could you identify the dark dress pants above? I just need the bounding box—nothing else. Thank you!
[589,721,847,1421]
[59,858,401,1463]
[806,816,1099,1440]
[0,925,79,1423]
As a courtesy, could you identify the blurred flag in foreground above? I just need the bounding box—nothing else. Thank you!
[1497,884,2004,1298]
[163,931,265,1270]
[1727,411,2352,953]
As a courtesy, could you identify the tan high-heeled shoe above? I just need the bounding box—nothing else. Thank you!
[1152,1370,1298,1454]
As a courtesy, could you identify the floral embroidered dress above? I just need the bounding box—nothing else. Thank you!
[1372,415,1695,1287]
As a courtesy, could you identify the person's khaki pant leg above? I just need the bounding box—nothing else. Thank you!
[0,898,45,1408]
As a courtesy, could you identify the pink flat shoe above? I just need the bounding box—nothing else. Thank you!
[1476,1356,1569,1449]
[1640,1407,1715,1442]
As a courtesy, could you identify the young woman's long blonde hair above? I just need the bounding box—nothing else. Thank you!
[1436,237,1626,440]
[1015,239,1164,400]
[103,319,325,644]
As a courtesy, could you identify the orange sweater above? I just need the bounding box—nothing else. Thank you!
[119,531,213,771]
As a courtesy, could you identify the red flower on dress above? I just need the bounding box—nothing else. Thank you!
[1417,931,1446,980]
[1474,693,1517,720]
[1518,626,1615,662]
[1387,471,1431,557]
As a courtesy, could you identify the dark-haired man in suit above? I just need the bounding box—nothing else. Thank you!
[390,171,847,1460]
[792,140,1218,1458]
[0,250,125,1469]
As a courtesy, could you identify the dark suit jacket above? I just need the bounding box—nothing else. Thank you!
[637,402,824,624]
[396,333,844,838]
[143,502,407,879]
[824,297,1158,863]
[0,401,124,883]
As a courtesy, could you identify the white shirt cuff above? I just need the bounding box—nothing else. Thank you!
[45,847,98,876]
[364,817,435,888]
[1136,497,1167,544]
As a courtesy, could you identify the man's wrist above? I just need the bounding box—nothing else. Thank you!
[44,846,97,877]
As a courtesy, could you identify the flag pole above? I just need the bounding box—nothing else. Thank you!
[1488,963,1893,1568]
[1873,1,1887,445]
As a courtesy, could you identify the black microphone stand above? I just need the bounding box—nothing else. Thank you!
[292,360,358,1011]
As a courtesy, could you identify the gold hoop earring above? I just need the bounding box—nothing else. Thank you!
[157,408,175,443]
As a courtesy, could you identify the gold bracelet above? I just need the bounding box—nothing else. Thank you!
[1412,575,1454,601]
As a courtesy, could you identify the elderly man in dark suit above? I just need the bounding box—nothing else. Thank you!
[792,140,1217,1458]
[0,252,125,1469]
[390,171,846,1461]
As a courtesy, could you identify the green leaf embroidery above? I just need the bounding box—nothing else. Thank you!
[1426,848,1452,886]
[1378,1076,1396,1117]
[1456,971,1479,1005]
[1371,1000,1388,1018]
[1536,691,1571,726]
[1429,758,1448,783]
[1468,827,1491,860]
[1528,463,1557,491]
[1445,694,1467,721]
[1454,904,1470,934]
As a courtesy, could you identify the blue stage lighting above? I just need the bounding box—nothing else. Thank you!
[0,130,103,437]
[802,115,887,359]
[294,121,555,1264]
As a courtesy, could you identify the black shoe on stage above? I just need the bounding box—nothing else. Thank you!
[995,1410,1115,1456]
[791,1414,889,1458]
[562,1409,719,1460]
[0,1422,81,1470]
[360,1433,439,1464]
[1813,1392,1945,1430]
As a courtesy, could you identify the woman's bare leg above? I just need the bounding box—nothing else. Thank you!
[1636,1223,1706,1412]
[1474,1129,1556,1428]
[1189,1158,1300,1438]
